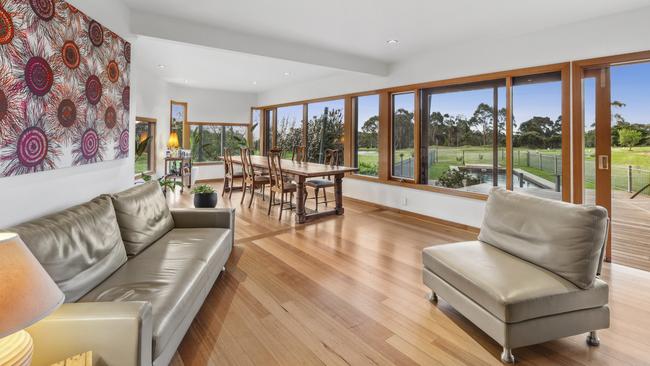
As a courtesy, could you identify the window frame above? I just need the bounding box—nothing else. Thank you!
[351,93,381,178]
[135,117,157,178]
[187,121,250,165]
[251,62,570,202]
[170,101,189,149]
[390,91,418,182]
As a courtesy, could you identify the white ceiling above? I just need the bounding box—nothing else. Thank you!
[124,0,650,63]
[126,0,650,92]
[134,36,340,93]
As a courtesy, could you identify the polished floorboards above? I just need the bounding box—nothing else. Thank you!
[168,182,650,366]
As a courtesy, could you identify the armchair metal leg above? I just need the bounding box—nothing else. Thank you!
[500,348,515,364]
[586,331,600,347]
[427,291,438,303]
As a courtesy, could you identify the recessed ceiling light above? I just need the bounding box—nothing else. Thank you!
[283,72,291,76]
[157,64,166,69]
[252,81,257,85]
[184,79,189,84]
[386,39,399,45]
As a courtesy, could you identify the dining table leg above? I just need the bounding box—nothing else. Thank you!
[295,175,306,224]
[335,174,344,215]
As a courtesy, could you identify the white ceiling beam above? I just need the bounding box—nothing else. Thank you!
[130,11,389,76]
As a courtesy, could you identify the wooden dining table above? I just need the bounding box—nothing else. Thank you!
[228,155,358,224]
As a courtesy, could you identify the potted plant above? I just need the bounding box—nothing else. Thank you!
[158,176,183,197]
[192,184,218,208]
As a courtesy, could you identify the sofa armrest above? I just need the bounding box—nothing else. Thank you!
[171,208,235,230]
[27,302,153,366]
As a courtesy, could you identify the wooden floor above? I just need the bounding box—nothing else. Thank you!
[611,190,650,272]
[168,182,650,366]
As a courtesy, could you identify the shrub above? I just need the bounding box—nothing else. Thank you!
[191,184,216,194]
[438,169,480,189]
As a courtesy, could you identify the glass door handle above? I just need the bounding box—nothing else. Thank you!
[598,155,609,170]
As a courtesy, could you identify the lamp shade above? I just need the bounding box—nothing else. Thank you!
[167,132,180,149]
[0,233,64,339]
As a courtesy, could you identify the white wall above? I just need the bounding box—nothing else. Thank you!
[258,6,650,227]
[0,0,135,227]
[132,59,257,179]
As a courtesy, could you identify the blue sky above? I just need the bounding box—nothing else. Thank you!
[276,62,649,133]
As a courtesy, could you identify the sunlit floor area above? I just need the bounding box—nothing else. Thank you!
[165,182,650,366]
[611,190,650,272]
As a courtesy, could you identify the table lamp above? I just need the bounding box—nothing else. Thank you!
[0,233,65,366]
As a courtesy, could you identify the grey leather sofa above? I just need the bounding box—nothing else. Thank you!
[422,188,609,363]
[4,181,234,366]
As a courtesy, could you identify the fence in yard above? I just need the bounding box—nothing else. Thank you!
[585,164,650,196]
[428,148,562,176]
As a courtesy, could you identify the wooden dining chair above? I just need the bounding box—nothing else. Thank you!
[305,149,339,211]
[291,145,306,163]
[240,147,271,208]
[267,151,297,220]
[222,148,243,199]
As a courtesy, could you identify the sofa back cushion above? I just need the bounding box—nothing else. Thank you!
[478,188,608,289]
[110,181,175,256]
[5,196,127,302]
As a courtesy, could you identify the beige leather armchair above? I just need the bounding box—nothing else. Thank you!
[422,188,610,363]
[27,302,153,366]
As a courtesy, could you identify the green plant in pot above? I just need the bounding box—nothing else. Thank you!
[159,176,183,197]
[191,184,218,208]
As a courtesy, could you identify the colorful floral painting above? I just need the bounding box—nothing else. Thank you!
[0,0,130,178]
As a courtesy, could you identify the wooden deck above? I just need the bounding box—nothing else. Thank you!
[610,190,650,272]
[166,182,650,365]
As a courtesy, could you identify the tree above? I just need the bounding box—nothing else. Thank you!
[618,128,643,151]
[360,115,379,149]
[471,103,493,146]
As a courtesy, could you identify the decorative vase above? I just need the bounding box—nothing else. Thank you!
[194,193,218,208]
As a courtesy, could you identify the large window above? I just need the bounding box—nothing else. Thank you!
[189,124,249,162]
[392,92,415,179]
[422,80,506,192]
[307,99,345,163]
[354,95,380,177]
[276,105,304,158]
[170,101,187,148]
[511,72,563,199]
[251,109,261,155]
[135,119,155,175]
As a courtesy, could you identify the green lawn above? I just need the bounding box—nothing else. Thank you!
[135,153,149,174]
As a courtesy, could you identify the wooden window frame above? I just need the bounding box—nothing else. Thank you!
[252,62,571,202]
[135,116,157,178]
[170,101,189,149]
[389,91,418,183]
[187,121,250,165]
[350,93,381,179]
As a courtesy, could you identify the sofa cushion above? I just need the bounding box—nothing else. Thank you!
[79,255,207,359]
[478,188,608,289]
[423,241,609,323]
[5,196,127,302]
[79,227,231,359]
[109,181,175,256]
[141,228,232,266]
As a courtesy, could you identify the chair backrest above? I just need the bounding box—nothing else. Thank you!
[324,149,340,166]
[292,146,306,163]
[240,147,255,178]
[224,148,234,177]
[267,151,285,190]
[478,188,609,289]
[269,148,283,155]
